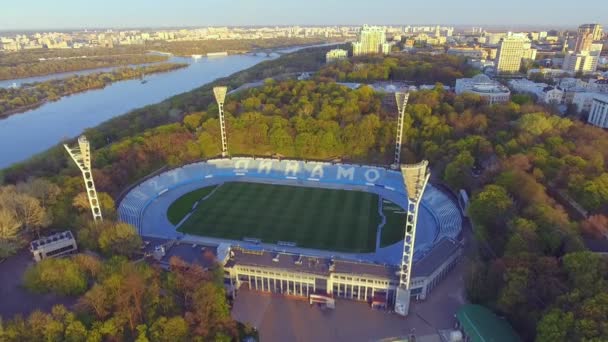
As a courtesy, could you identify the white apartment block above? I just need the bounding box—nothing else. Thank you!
[352,25,387,56]
[587,95,608,128]
[496,34,532,74]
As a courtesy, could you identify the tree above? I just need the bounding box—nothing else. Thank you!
[182,112,203,132]
[97,222,142,257]
[16,178,61,208]
[149,316,189,342]
[0,208,21,240]
[23,258,88,296]
[443,150,474,190]
[562,252,606,297]
[536,309,574,342]
[468,185,514,247]
[73,192,116,218]
[184,282,236,340]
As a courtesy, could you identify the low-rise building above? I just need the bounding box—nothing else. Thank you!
[325,49,348,63]
[30,231,78,262]
[571,91,602,113]
[222,238,462,308]
[447,47,488,59]
[455,74,511,104]
[509,79,563,104]
[587,94,608,128]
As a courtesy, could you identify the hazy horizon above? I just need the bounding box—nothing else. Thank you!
[1,0,606,31]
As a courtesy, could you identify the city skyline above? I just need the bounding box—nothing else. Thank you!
[1,0,607,31]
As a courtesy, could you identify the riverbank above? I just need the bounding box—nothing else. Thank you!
[0,53,168,81]
[0,62,188,119]
[0,44,335,171]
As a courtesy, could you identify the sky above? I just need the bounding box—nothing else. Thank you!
[0,0,606,31]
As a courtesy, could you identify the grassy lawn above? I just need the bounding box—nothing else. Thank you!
[176,182,380,253]
[167,186,218,225]
[379,199,407,247]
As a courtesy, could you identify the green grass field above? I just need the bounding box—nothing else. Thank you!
[174,182,381,253]
[379,199,407,247]
[167,186,218,225]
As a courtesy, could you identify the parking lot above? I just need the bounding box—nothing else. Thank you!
[0,250,77,319]
[231,259,467,342]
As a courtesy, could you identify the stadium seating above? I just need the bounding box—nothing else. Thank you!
[421,185,462,241]
[118,158,462,246]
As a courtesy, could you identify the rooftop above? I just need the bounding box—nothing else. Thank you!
[456,304,521,342]
[413,238,461,278]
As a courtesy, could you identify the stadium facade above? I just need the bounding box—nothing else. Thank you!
[119,157,463,311]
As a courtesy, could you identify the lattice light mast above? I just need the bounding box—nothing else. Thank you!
[213,86,229,157]
[394,160,430,316]
[64,136,103,222]
[393,92,409,168]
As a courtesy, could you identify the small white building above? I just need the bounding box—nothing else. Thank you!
[30,231,78,262]
[588,79,608,93]
[509,79,563,104]
[455,74,511,104]
[587,94,608,128]
[325,48,348,63]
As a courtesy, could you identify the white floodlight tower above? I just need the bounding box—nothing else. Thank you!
[394,160,430,316]
[213,86,229,157]
[393,92,410,168]
[64,136,103,222]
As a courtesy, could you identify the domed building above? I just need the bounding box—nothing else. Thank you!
[455,74,511,104]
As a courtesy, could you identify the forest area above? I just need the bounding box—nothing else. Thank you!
[0,63,187,118]
[143,37,340,56]
[0,53,167,81]
[317,53,480,85]
[0,49,607,341]
[0,37,337,80]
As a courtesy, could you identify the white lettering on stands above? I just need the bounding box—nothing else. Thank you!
[336,166,355,181]
[257,160,273,174]
[285,161,299,177]
[234,159,250,172]
[364,168,380,183]
[310,164,324,179]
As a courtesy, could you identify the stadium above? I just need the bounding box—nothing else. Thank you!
[117,89,464,314]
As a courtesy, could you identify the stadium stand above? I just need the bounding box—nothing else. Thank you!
[119,157,462,264]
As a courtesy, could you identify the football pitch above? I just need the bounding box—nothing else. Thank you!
[173,182,382,253]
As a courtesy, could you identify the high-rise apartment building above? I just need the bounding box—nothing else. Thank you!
[495,35,528,74]
[563,44,603,74]
[564,24,604,74]
[575,24,602,52]
[352,25,387,56]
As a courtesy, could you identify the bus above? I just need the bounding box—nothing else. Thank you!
[30,231,78,262]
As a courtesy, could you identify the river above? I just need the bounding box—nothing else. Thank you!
[0,53,282,169]
[0,43,344,169]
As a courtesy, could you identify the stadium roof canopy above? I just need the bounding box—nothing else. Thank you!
[455,304,521,342]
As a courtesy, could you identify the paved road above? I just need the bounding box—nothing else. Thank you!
[231,257,467,342]
[0,250,77,319]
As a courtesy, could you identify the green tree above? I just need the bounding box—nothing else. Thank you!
[536,309,574,342]
[149,316,189,342]
[468,184,514,244]
[98,222,142,257]
[23,258,88,295]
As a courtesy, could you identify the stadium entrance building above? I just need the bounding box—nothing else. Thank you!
[221,238,461,307]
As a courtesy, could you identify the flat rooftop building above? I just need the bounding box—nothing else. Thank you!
[455,74,511,104]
